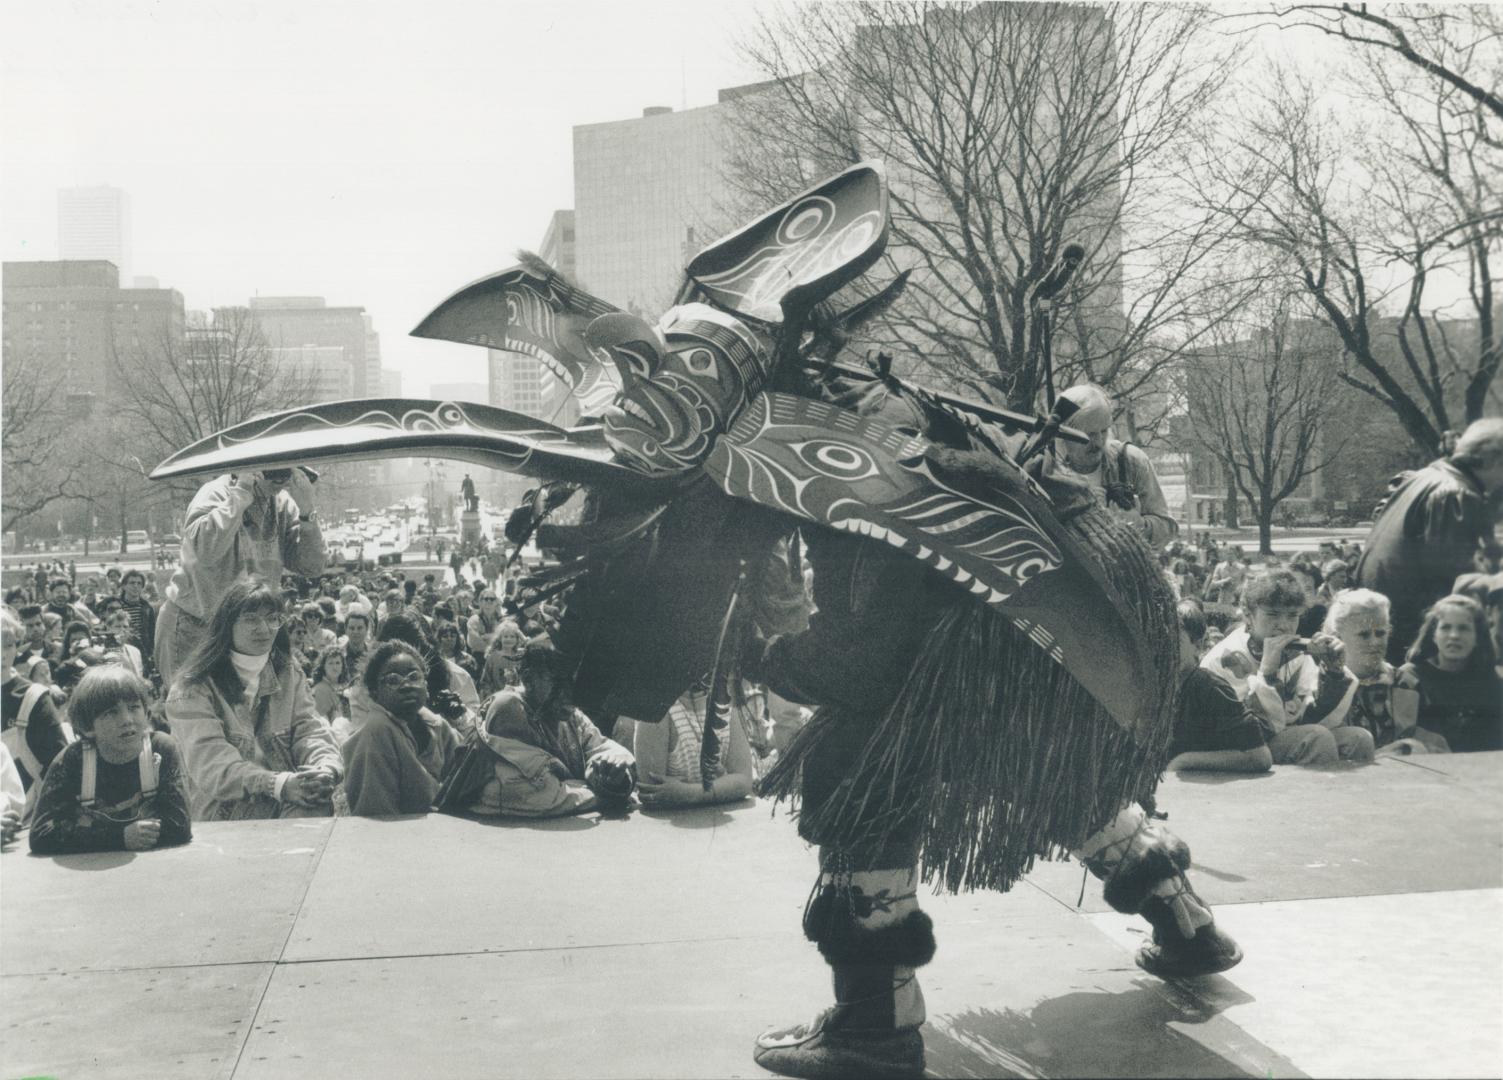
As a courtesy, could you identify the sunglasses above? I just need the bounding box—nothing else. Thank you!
[379,671,426,690]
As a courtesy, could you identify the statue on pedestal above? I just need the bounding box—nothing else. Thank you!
[460,473,479,513]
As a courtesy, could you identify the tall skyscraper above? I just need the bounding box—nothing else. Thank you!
[488,209,589,426]
[57,186,133,285]
[572,104,731,314]
[364,315,383,402]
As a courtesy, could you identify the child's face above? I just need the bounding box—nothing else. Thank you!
[1432,604,1477,666]
[1334,609,1389,677]
[93,700,149,761]
[1248,605,1302,644]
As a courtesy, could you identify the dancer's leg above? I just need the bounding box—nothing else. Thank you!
[1076,802,1243,978]
[754,720,931,1079]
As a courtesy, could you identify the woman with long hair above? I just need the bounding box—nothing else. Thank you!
[1400,594,1502,752]
[165,576,343,819]
[341,640,460,816]
[310,644,348,724]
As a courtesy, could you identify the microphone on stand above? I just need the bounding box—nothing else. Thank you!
[1033,243,1086,309]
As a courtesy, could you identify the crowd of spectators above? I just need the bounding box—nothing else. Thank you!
[2,417,1499,857]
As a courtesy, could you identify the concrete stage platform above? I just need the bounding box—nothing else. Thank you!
[3,753,1500,1079]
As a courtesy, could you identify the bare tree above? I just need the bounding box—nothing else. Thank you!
[1,348,91,533]
[1241,3,1503,124]
[111,306,319,506]
[1211,10,1501,453]
[724,1,1250,438]
[1187,294,1351,553]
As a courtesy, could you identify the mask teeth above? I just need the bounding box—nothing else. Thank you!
[840,521,1011,609]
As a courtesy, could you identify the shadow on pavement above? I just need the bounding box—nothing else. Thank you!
[923,979,1299,1080]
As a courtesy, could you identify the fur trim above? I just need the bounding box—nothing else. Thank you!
[1102,827,1192,915]
[804,891,937,968]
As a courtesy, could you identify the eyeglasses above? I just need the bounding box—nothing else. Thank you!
[235,612,287,630]
[379,671,426,690]
[480,596,498,602]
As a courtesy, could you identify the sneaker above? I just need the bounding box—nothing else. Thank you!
[753,1007,925,1079]
[1136,922,1243,979]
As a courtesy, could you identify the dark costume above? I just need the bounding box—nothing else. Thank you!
[150,162,1240,1079]
[1356,459,1500,661]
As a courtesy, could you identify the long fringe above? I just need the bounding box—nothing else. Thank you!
[759,504,1179,894]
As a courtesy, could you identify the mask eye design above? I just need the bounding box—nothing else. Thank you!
[791,439,881,482]
[679,347,719,380]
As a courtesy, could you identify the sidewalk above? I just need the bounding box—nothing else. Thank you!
[3,754,1499,1079]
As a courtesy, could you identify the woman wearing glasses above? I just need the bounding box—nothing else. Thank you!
[166,577,343,820]
[341,641,460,816]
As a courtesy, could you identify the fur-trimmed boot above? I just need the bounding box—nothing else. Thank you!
[1077,803,1243,978]
[753,863,932,1079]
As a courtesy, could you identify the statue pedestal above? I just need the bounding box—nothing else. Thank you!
[460,509,482,547]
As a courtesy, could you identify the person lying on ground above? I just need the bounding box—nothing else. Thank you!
[29,665,191,855]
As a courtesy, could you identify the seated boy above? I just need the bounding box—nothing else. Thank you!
[1200,568,1374,766]
[1166,601,1273,773]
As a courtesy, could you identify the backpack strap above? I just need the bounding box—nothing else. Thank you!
[139,738,159,798]
[80,741,98,808]
[80,737,157,810]
[2,683,52,780]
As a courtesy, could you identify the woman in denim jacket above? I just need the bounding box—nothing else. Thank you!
[167,577,343,820]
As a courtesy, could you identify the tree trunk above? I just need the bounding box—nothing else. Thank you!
[1223,478,1239,530]
[1257,502,1274,556]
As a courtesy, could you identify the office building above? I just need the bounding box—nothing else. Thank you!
[572,104,731,314]
[57,186,133,285]
[2,260,183,399]
[248,297,370,395]
[269,344,353,404]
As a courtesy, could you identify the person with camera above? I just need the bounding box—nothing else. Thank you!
[97,602,146,680]
[1200,568,1374,766]
[155,467,327,687]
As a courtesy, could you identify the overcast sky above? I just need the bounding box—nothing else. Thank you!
[1,0,767,392]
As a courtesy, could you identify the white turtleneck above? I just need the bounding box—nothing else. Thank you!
[230,649,271,695]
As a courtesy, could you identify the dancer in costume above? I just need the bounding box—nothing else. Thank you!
[149,163,1241,1080]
